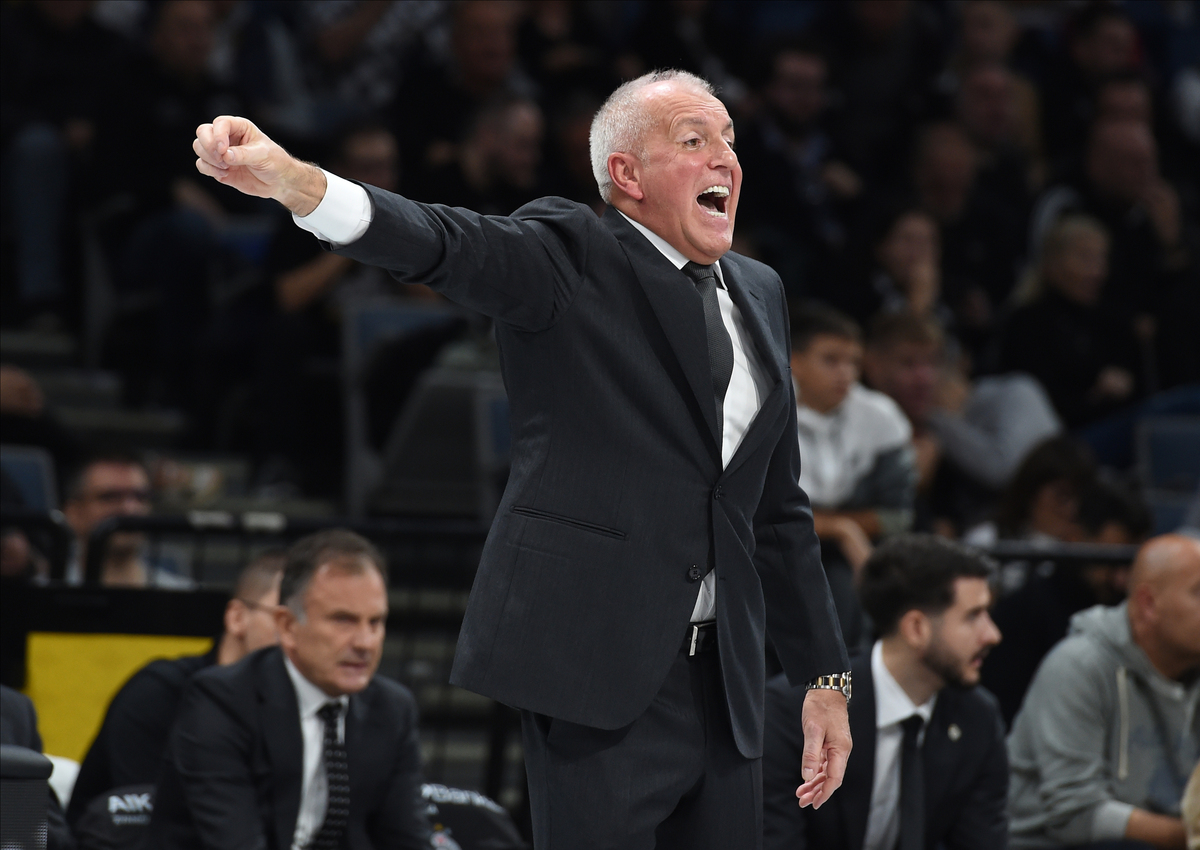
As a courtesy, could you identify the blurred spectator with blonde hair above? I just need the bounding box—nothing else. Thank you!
[996,214,1143,429]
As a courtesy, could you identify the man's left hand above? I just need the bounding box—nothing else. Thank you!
[795,687,852,809]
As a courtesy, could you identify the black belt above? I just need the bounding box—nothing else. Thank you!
[684,621,717,656]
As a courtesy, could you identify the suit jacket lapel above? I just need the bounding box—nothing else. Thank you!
[260,650,304,846]
[841,657,877,850]
[603,207,722,452]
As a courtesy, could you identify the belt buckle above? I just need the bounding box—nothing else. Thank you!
[688,624,701,656]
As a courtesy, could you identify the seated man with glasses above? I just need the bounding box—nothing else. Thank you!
[60,452,188,587]
[66,550,285,827]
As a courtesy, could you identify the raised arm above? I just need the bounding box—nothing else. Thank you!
[194,116,327,216]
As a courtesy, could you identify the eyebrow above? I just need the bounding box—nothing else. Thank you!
[677,117,735,134]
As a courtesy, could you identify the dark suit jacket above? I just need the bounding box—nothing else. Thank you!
[67,649,215,826]
[763,653,1009,849]
[337,192,848,757]
[0,685,74,850]
[145,647,429,850]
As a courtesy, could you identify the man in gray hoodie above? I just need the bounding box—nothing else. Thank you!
[1008,533,1200,849]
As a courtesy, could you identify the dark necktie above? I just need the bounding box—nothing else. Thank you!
[898,714,925,850]
[682,262,735,429]
[310,702,349,850]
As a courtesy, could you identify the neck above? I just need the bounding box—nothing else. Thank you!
[1132,618,1198,682]
[881,637,942,706]
[216,633,242,666]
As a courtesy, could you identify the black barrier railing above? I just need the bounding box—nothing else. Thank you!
[981,540,1141,565]
[82,512,490,587]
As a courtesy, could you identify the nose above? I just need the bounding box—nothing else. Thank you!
[983,612,1001,646]
[711,138,737,168]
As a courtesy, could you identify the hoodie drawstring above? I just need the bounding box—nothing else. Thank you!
[1116,666,1130,780]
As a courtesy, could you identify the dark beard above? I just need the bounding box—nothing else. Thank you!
[923,638,987,691]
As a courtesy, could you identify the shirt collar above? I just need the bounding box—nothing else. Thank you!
[615,209,725,288]
[283,653,349,720]
[872,639,937,730]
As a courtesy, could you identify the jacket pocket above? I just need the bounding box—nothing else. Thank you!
[510,506,626,540]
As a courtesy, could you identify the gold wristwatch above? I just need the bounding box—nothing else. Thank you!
[805,671,852,704]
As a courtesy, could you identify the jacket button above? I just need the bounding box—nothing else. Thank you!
[688,566,702,581]
[713,485,723,500]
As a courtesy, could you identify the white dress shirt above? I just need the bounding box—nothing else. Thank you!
[284,655,349,850]
[863,640,937,850]
[292,174,772,622]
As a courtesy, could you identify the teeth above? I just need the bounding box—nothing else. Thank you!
[700,186,730,196]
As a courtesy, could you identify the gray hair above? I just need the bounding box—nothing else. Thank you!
[589,70,715,203]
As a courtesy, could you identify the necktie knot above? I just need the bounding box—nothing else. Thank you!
[318,701,342,726]
[682,261,717,287]
[900,714,924,739]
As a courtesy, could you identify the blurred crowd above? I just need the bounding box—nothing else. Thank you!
[1,0,1196,505]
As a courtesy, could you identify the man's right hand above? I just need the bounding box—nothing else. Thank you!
[193,116,327,216]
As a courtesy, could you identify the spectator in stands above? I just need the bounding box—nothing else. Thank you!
[997,214,1144,429]
[983,477,1152,727]
[927,350,1061,493]
[910,121,1025,354]
[147,529,430,849]
[0,0,131,329]
[1040,4,1141,163]
[956,61,1043,218]
[862,312,943,495]
[764,534,1006,849]
[293,0,442,141]
[622,1,749,107]
[1031,119,1195,351]
[814,0,947,188]
[91,0,257,410]
[517,1,615,105]
[736,40,860,299]
[417,96,548,215]
[394,0,535,186]
[66,550,284,827]
[836,206,953,333]
[61,454,187,588]
[1008,533,1200,848]
[963,435,1097,549]
[1,684,74,850]
[790,304,916,650]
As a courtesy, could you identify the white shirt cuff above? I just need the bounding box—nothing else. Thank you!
[291,170,372,246]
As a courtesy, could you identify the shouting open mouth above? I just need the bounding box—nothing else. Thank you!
[697,185,730,218]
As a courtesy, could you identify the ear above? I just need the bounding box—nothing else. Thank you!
[608,151,644,201]
[223,599,244,639]
[1131,584,1157,625]
[897,608,932,651]
[275,604,297,650]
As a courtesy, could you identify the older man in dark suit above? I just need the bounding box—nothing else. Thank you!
[764,535,1008,850]
[192,69,850,849]
[146,530,429,849]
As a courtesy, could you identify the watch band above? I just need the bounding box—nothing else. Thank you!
[805,671,852,703]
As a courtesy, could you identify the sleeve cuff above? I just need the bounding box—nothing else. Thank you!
[1090,800,1135,840]
[291,170,372,246]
